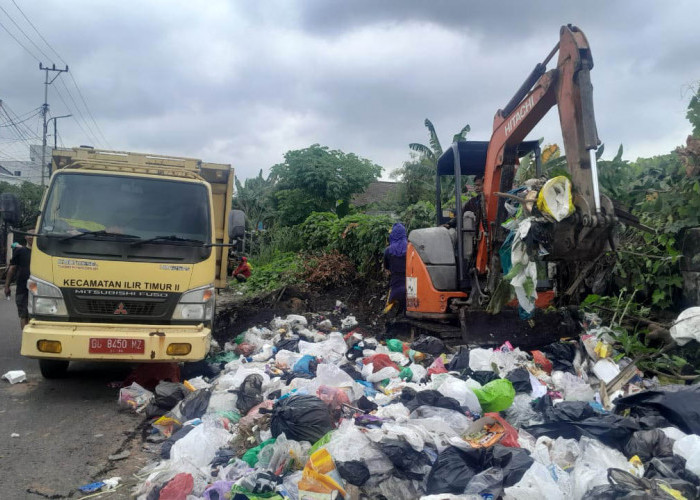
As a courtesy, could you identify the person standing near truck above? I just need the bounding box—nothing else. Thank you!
[383,223,408,314]
[5,237,32,329]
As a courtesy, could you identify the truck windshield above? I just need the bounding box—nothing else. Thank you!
[39,173,210,243]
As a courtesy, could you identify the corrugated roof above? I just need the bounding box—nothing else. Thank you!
[352,181,399,206]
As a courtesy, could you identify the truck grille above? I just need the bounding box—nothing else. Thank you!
[83,299,157,316]
[63,289,180,322]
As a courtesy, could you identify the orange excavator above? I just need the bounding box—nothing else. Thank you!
[404,25,617,346]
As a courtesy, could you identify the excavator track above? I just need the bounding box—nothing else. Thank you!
[394,307,580,349]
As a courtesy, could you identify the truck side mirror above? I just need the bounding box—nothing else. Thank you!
[0,193,20,226]
[228,209,246,240]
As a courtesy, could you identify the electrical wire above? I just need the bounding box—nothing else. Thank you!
[0,4,52,61]
[9,0,111,148]
[0,16,39,61]
[56,77,101,147]
[10,0,65,64]
[52,82,100,146]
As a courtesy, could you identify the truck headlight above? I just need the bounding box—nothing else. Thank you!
[172,285,214,321]
[27,276,68,316]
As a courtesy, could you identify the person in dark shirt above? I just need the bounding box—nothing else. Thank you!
[383,223,407,314]
[444,175,484,229]
[5,238,32,328]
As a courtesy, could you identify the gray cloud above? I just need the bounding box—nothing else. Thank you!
[0,0,696,184]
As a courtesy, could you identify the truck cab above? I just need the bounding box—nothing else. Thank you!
[21,147,239,378]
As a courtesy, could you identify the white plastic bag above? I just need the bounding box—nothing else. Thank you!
[673,434,700,476]
[298,332,347,363]
[670,307,700,346]
[571,436,629,499]
[361,363,400,383]
[504,461,570,499]
[285,314,308,328]
[325,420,393,474]
[469,348,494,371]
[217,367,270,391]
[170,423,231,469]
[536,175,575,222]
[436,375,482,413]
[551,371,595,401]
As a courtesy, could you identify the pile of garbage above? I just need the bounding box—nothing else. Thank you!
[123,309,700,499]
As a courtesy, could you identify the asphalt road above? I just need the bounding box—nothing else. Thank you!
[0,287,152,499]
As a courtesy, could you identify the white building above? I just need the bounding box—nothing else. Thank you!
[0,144,44,185]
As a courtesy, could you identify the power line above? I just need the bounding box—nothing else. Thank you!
[0,4,52,61]
[68,72,111,148]
[52,82,100,146]
[10,0,65,64]
[55,76,101,147]
[8,0,111,148]
[0,17,39,61]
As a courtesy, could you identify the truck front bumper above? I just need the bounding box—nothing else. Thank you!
[20,320,211,362]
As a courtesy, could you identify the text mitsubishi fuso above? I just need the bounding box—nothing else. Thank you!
[21,147,243,378]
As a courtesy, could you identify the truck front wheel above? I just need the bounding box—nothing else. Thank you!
[39,359,69,379]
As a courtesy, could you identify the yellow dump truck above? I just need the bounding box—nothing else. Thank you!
[20,147,240,378]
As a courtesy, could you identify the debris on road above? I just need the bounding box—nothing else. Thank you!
[128,311,700,499]
[2,369,26,384]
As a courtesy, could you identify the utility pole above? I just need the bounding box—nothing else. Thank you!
[49,114,72,150]
[39,63,69,188]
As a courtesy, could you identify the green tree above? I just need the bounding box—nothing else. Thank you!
[687,85,700,137]
[0,181,44,231]
[233,169,276,230]
[399,118,471,207]
[271,144,382,226]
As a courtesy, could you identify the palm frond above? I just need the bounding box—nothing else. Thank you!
[409,143,436,162]
[452,124,471,143]
[424,119,443,156]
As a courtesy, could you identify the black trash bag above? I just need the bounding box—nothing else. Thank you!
[180,359,221,379]
[337,460,370,486]
[339,363,363,381]
[270,395,333,443]
[624,429,674,461]
[614,386,700,435]
[543,400,596,422]
[447,346,470,371]
[583,468,687,500]
[466,370,500,386]
[426,446,482,494]
[646,455,700,486]
[155,381,188,410]
[237,471,282,495]
[235,374,264,416]
[411,335,446,356]
[274,337,300,353]
[379,440,433,481]
[211,448,237,467]
[540,341,578,373]
[488,445,534,487]
[401,389,462,413]
[267,389,282,400]
[525,413,644,452]
[145,402,168,419]
[160,424,194,459]
[463,467,504,497]
[357,396,378,413]
[506,368,531,394]
[180,388,212,420]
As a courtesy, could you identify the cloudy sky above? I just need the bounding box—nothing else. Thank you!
[0,0,697,183]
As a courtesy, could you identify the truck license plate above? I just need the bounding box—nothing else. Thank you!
[89,338,145,354]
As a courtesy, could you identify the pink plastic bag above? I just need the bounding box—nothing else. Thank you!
[317,385,351,412]
[427,356,448,376]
